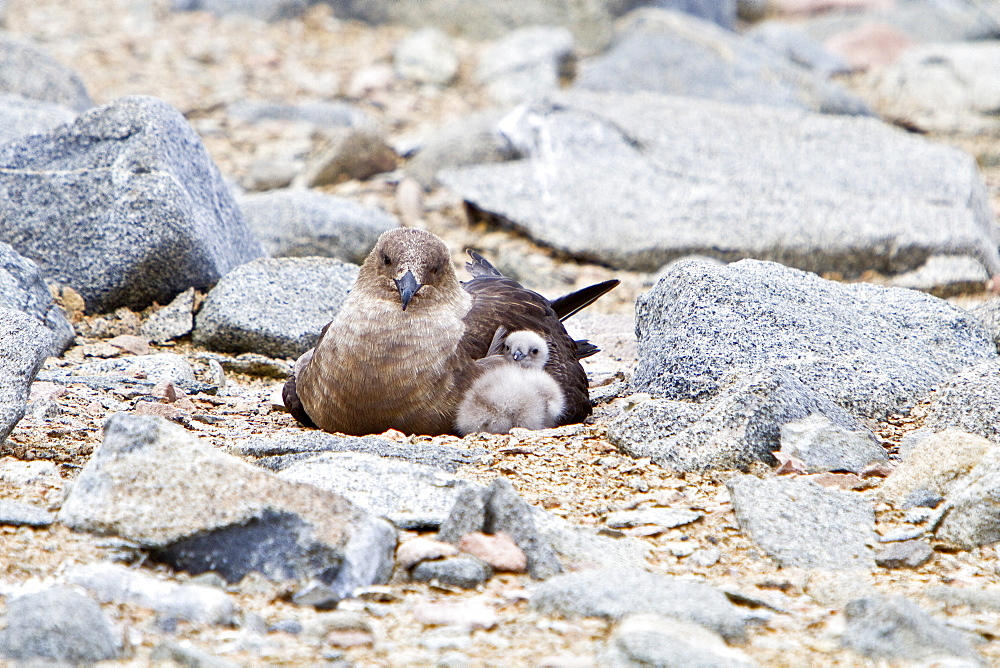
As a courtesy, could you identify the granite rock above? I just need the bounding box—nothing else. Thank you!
[609,369,872,471]
[631,260,996,420]
[0,587,119,663]
[240,430,486,474]
[728,474,876,570]
[0,308,52,444]
[575,9,869,115]
[0,95,264,314]
[193,256,358,358]
[530,568,746,643]
[58,413,396,596]
[240,189,398,263]
[275,451,481,530]
[0,241,74,354]
[439,92,999,276]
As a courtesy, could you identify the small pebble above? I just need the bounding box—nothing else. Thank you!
[458,531,527,573]
[397,536,459,569]
[413,601,498,630]
[875,540,933,569]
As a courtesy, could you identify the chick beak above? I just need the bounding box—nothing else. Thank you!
[394,270,421,311]
[511,350,525,362]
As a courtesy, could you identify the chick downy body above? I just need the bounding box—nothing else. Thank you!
[455,328,566,435]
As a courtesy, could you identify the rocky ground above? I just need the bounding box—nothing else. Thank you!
[2,0,1000,666]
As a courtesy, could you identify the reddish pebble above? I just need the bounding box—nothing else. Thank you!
[152,380,179,403]
[459,531,527,573]
[107,334,152,356]
[825,22,915,71]
[133,402,184,420]
[861,462,893,478]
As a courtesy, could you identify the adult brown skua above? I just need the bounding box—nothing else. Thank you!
[282,228,618,436]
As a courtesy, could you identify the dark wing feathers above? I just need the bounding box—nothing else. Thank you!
[550,280,620,321]
[459,251,618,425]
[574,340,600,359]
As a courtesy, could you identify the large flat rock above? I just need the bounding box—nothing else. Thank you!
[439,90,1000,277]
[58,413,396,596]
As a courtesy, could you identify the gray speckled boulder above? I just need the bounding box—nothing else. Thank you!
[0,241,74,354]
[917,360,1000,444]
[728,474,876,570]
[0,587,119,664]
[193,256,357,358]
[0,308,51,444]
[239,189,398,263]
[575,9,868,115]
[0,95,264,314]
[58,413,396,595]
[631,259,996,420]
[609,369,871,471]
[439,91,1000,277]
[0,33,91,111]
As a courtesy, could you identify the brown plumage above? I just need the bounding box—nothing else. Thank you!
[283,228,618,436]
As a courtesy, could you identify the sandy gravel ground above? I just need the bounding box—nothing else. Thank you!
[2,1,1000,666]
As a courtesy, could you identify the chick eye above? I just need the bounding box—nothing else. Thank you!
[531,348,539,355]
[383,254,392,266]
